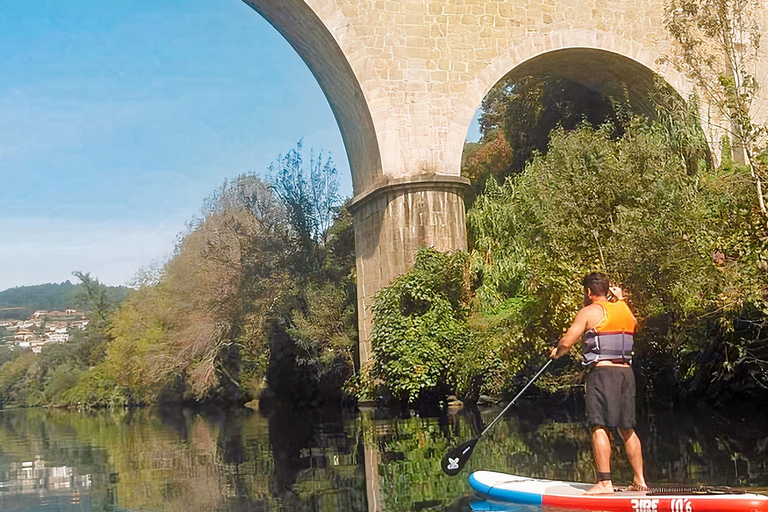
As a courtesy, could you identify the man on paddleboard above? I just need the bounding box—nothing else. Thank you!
[549,272,648,494]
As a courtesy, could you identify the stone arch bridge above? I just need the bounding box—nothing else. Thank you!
[243,0,768,365]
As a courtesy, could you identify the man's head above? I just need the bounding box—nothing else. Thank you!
[582,272,610,304]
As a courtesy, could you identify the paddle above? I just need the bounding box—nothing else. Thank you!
[440,359,553,476]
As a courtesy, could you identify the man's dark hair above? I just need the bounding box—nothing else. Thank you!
[582,272,609,297]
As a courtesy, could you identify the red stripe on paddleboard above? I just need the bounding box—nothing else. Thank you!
[542,493,768,512]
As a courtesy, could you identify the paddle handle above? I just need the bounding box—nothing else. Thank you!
[479,359,552,437]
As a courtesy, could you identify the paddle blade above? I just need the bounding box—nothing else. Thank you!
[441,438,479,476]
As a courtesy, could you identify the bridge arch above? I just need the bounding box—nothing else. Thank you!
[452,37,692,173]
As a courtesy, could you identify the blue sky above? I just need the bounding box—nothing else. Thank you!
[0,0,483,292]
[0,0,357,291]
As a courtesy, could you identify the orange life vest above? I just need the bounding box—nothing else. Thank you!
[582,300,637,365]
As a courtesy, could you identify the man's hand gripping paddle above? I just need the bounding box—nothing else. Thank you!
[440,359,553,476]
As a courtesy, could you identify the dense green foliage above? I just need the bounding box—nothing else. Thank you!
[462,76,626,200]
[467,108,767,401]
[355,249,476,403]
[354,247,539,404]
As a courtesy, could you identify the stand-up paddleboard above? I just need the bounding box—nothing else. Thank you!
[469,471,768,511]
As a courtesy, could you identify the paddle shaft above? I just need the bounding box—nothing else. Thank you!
[440,358,553,475]
[478,359,552,437]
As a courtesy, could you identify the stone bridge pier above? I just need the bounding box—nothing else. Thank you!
[243,0,768,366]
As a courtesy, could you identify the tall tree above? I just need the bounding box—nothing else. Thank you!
[100,175,293,404]
[71,271,120,366]
[664,0,767,213]
[269,141,341,273]
[167,175,292,400]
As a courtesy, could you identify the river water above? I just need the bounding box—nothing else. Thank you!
[0,396,766,511]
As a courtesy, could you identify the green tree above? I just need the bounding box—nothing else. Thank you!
[357,248,495,403]
[285,207,358,394]
[664,0,767,213]
[265,204,358,404]
[0,351,37,406]
[464,76,625,199]
[270,141,341,273]
[262,146,358,404]
[71,271,121,366]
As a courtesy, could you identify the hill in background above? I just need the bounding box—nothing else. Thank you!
[0,281,129,320]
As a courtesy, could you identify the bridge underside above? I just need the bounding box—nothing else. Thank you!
[506,48,660,118]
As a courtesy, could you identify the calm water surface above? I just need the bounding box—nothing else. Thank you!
[0,397,766,511]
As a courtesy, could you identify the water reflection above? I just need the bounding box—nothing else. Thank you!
[469,501,539,512]
[0,398,764,511]
[0,455,92,509]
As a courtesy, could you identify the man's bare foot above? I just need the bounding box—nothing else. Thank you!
[585,480,614,494]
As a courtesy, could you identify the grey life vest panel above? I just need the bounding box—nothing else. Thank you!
[582,329,634,365]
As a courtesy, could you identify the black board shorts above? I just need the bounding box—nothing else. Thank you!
[585,365,636,429]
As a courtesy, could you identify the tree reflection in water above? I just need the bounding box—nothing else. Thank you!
[0,398,765,511]
[374,396,768,511]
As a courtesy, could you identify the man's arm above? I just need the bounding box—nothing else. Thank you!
[549,307,594,359]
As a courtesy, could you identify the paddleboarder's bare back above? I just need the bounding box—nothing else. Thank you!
[549,272,648,495]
